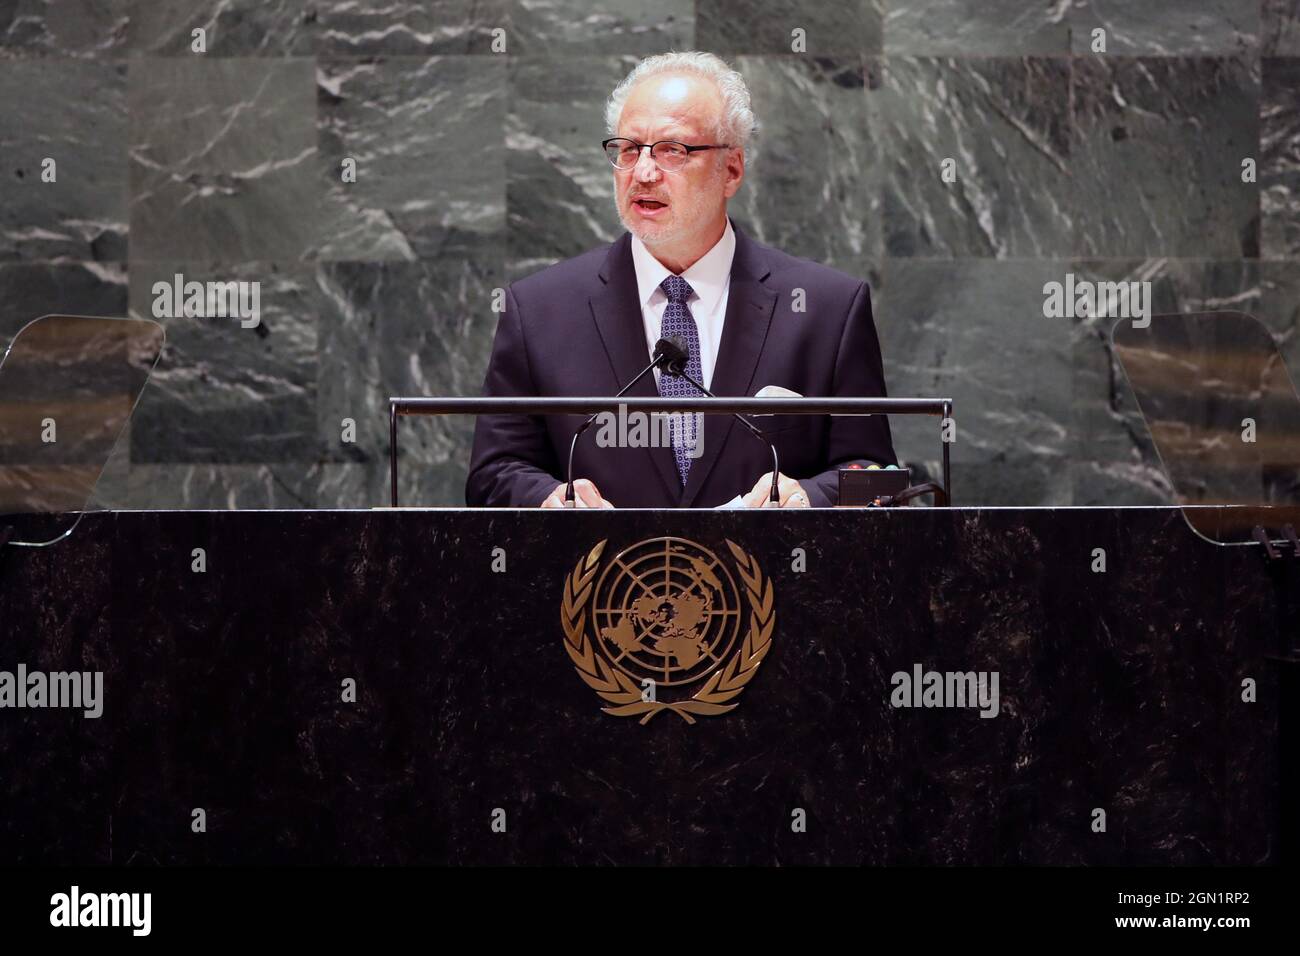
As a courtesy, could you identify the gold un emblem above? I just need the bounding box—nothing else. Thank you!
[561,537,774,724]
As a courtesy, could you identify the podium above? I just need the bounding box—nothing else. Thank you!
[0,505,1280,865]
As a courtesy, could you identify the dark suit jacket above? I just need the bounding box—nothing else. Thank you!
[465,220,896,508]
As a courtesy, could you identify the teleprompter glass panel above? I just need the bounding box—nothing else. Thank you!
[1112,311,1300,546]
[0,314,163,517]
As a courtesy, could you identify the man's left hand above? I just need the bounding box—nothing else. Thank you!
[743,472,811,508]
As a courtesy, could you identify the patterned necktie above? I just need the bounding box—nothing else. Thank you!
[656,274,704,485]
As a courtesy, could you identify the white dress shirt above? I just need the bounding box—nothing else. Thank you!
[629,216,735,391]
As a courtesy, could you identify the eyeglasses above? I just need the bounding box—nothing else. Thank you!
[602,137,732,171]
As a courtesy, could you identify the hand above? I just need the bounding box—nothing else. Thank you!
[743,472,810,509]
[541,478,615,509]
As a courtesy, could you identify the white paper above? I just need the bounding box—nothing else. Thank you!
[714,494,747,510]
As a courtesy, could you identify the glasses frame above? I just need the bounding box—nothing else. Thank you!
[602,137,733,170]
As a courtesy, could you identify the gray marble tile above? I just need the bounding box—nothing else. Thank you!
[728,56,879,265]
[126,261,319,463]
[876,57,1072,258]
[1260,259,1300,372]
[1264,0,1300,55]
[884,0,1069,55]
[92,461,374,510]
[696,0,881,55]
[0,261,127,340]
[875,258,1072,506]
[1069,258,1261,507]
[0,0,128,57]
[0,60,127,261]
[1262,57,1300,258]
[507,56,630,264]
[126,0,315,56]
[315,0,507,56]
[315,56,505,262]
[317,257,501,506]
[128,57,321,262]
[1068,0,1259,55]
[1069,57,1259,259]
[508,0,692,55]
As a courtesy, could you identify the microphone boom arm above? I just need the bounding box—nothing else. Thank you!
[672,368,781,505]
[564,338,683,506]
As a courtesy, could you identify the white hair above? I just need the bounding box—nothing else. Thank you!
[604,51,758,160]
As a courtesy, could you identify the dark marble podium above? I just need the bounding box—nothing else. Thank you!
[0,507,1285,865]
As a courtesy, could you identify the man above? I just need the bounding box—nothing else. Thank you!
[466,51,895,509]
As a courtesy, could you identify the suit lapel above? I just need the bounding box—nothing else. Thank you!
[589,233,682,502]
[681,224,777,507]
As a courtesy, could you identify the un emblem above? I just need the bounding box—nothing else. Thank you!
[561,537,774,723]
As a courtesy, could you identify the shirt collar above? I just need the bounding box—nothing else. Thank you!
[630,215,736,316]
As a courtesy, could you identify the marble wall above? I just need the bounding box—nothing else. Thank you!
[1,0,1297,508]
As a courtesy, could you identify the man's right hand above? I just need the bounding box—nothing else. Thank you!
[540,478,615,509]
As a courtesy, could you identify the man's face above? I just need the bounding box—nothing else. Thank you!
[612,73,743,249]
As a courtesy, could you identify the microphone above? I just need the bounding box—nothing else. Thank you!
[657,334,689,376]
[662,347,782,506]
[563,336,684,507]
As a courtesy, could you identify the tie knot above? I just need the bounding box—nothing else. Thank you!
[660,275,694,304]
